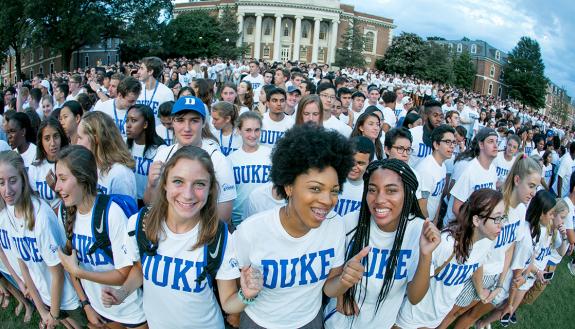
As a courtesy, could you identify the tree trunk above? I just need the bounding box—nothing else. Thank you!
[61,48,73,72]
[13,46,22,82]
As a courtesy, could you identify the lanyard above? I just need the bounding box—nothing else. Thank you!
[219,129,233,155]
[113,100,128,134]
[166,128,171,143]
[144,79,159,107]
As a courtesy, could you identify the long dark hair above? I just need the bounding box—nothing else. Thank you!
[525,190,556,244]
[343,159,424,314]
[445,188,502,263]
[34,117,69,164]
[126,104,165,157]
[351,111,383,160]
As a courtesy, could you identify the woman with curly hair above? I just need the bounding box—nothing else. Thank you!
[234,123,360,328]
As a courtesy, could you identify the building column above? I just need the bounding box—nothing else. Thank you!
[254,13,263,59]
[311,18,322,63]
[236,13,244,48]
[328,19,339,65]
[273,14,283,62]
[292,16,303,62]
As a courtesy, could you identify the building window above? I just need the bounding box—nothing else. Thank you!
[319,23,327,40]
[39,66,43,75]
[364,32,375,53]
[264,20,272,36]
[39,48,43,60]
[300,46,307,61]
[498,86,502,97]
[263,46,270,58]
[457,43,462,53]
[489,64,495,78]
[495,50,501,60]
[50,63,54,74]
[245,45,252,57]
[488,82,493,95]
[302,22,309,38]
[470,44,477,54]
[107,54,111,65]
[282,19,292,38]
[246,22,254,35]
[85,55,89,68]
[319,48,325,62]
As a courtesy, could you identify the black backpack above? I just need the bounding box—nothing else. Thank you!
[128,207,228,284]
[61,194,138,261]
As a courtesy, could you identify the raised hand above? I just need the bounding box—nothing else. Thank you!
[339,246,370,289]
[419,219,441,256]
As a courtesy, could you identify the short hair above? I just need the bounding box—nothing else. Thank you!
[316,82,335,95]
[302,79,316,94]
[30,88,42,103]
[382,91,397,104]
[276,68,290,81]
[334,76,347,87]
[455,125,468,138]
[351,136,375,159]
[384,127,413,150]
[57,83,69,98]
[70,74,82,83]
[402,112,421,128]
[110,73,125,81]
[141,57,164,80]
[446,110,459,122]
[270,124,354,199]
[117,76,142,98]
[158,101,174,117]
[431,125,456,150]
[266,87,286,102]
[337,87,353,97]
[351,91,366,100]
[424,100,443,114]
[11,112,36,143]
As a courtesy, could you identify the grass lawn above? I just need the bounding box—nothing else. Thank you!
[0,260,573,328]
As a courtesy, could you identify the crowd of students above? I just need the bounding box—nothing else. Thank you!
[0,55,573,329]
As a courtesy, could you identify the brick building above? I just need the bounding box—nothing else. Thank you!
[173,0,395,67]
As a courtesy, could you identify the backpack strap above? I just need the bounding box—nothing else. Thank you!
[87,194,114,261]
[196,221,228,284]
[434,252,455,277]
[128,206,158,261]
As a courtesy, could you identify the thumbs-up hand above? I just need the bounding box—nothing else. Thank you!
[420,219,441,256]
[339,246,370,289]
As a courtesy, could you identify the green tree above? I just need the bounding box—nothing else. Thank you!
[426,36,446,41]
[334,19,366,68]
[0,0,28,80]
[380,32,426,76]
[505,36,549,109]
[217,6,244,59]
[453,51,475,89]
[164,12,221,58]
[420,42,453,83]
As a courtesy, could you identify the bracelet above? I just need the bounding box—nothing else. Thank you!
[237,288,257,305]
[495,285,504,290]
[79,299,90,309]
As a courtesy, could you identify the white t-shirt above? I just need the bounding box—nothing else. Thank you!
[130,143,166,200]
[333,179,363,217]
[381,106,397,128]
[450,157,497,212]
[126,215,239,329]
[0,209,23,278]
[542,163,553,188]
[416,155,447,221]
[396,233,493,328]
[323,115,352,137]
[324,215,425,329]
[0,140,9,153]
[553,153,574,197]
[136,81,174,126]
[243,182,286,219]
[524,141,535,156]
[548,197,573,264]
[260,113,294,148]
[97,163,137,201]
[229,146,272,226]
[234,207,345,329]
[28,159,60,208]
[155,124,174,146]
[61,199,145,323]
[242,74,265,103]
[409,126,432,169]
[5,199,78,310]
[16,143,37,170]
[154,141,237,203]
[493,152,515,184]
[483,204,526,275]
[94,99,128,140]
[212,128,243,157]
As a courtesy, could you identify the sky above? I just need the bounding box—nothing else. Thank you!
[346,0,575,101]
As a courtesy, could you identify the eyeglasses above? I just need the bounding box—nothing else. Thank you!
[440,139,457,146]
[319,93,336,100]
[390,146,414,155]
[484,214,508,225]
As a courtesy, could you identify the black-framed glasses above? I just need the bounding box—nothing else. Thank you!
[484,214,508,225]
[440,139,457,146]
[391,145,414,155]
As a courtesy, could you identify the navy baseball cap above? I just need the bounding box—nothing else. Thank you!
[172,96,206,120]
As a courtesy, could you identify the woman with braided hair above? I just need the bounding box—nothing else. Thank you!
[324,158,441,329]
[396,188,504,328]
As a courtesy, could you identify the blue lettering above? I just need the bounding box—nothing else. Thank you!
[473,182,494,190]
[495,221,520,248]
[334,198,362,216]
[260,130,285,146]
[233,165,272,185]
[417,143,432,158]
[261,249,336,289]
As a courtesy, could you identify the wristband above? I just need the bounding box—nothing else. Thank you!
[79,299,90,309]
[238,288,257,305]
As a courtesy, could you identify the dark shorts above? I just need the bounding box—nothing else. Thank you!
[43,304,88,327]
[101,314,147,328]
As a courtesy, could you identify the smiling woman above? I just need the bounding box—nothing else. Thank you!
[233,123,355,329]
